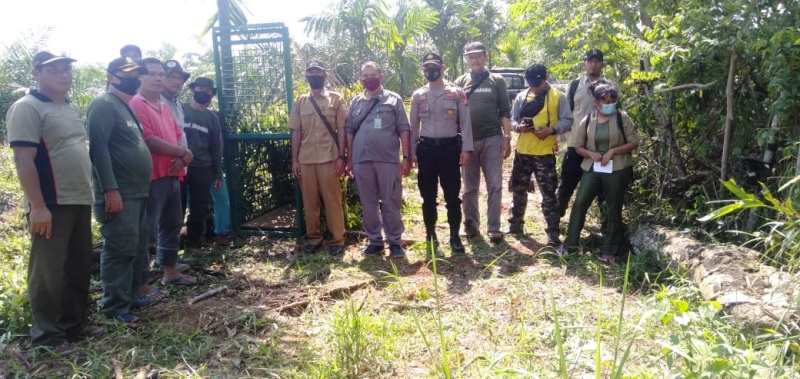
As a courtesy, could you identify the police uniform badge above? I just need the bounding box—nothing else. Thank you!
[447,109,455,116]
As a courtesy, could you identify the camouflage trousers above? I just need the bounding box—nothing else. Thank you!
[508,153,560,235]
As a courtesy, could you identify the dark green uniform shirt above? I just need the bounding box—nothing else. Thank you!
[453,72,511,140]
[87,93,153,200]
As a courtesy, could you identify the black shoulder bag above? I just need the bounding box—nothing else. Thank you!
[350,96,381,137]
[308,95,340,149]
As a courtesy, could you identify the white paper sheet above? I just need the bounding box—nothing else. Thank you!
[593,160,613,173]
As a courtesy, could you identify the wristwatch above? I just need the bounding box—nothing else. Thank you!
[402,155,410,160]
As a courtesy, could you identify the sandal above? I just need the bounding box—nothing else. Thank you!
[161,274,197,286]
[598,254,615,264]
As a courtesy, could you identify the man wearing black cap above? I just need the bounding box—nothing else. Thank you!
[6,51,94,352]
[87,57,154,324]
[557,48,609,218]
[289,60,348,256]
[181,77,223,250]
[508,63,573,246]
[410,52,473,254]
[454,41,512,244]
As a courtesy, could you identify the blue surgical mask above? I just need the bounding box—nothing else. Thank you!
[600,102,617,115]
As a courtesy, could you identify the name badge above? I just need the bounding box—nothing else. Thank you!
[374,118,382,129]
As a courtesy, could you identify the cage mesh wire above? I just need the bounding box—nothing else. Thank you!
[213,23,298,235]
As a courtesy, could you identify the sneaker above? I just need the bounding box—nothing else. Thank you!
[450,237,465,254]
[300,242,323,254]
[389,243,405,258]
[363,244,384,256]
[488,231,504,244]
[329,245,344,256]
[107,313,139,324]
[464,224,480,239]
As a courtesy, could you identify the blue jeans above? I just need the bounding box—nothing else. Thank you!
[211,176,231,235]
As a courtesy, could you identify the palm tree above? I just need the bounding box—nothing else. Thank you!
[371,2,439,96]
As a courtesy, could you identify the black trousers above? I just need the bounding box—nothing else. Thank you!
[181,165,213,245]
[416,137,462,237]
[557,147,587,217]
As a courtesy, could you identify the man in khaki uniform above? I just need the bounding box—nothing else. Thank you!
[289,60,348,256]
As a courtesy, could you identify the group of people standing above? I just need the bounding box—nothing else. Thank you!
[6,40,638,354]
[6,46,231,354]
[293,43,639,263]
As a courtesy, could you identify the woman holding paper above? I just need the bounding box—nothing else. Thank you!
[559,79,639,263]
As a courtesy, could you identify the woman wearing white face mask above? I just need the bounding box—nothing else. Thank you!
[558,79,639,263]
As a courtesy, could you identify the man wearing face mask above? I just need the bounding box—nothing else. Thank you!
[453,42,512,244]
[289,60,348,256]
[87,57,154,324]
[508,63,573,247]
[345,61,411,258]
[409,53,473,254]
[181,77,222,251]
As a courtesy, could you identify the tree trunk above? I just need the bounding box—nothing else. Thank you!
[630,225,800,336]
[721,49,738,180]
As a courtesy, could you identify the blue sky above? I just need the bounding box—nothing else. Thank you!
[0,0,330,66]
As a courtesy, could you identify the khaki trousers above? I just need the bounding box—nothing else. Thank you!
[299,160,345,246]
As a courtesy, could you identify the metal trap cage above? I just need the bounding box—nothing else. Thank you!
[213,23,301,237]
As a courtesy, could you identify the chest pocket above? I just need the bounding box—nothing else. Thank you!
[443,99,458,120]
[417,96,431,118]
[300,105,337,131]
[376,104,394,122]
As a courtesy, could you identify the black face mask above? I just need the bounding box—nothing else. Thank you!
[424,68,442,82]
[112,75,140,95]
[307,75,325,89]
[193,91,212,104]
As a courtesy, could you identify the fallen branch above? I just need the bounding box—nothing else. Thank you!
[276,280,373,314]
[630,225,800,335]
[189,286,228,305]
[654,80,719,94]
[385,301,435,312]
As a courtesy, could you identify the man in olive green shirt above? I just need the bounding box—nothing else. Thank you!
[454,42,512,243]
[87,57,153,324]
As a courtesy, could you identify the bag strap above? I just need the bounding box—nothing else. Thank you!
[466,73,490,99]
[584,111,627,144]
[568,79,580,110]
[351,97,381,136]
[308,95,339,149]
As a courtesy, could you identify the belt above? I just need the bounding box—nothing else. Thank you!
[419,136,459,146]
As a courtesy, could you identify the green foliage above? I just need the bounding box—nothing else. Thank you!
[700,178,800,269]
[652,282,800,378]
